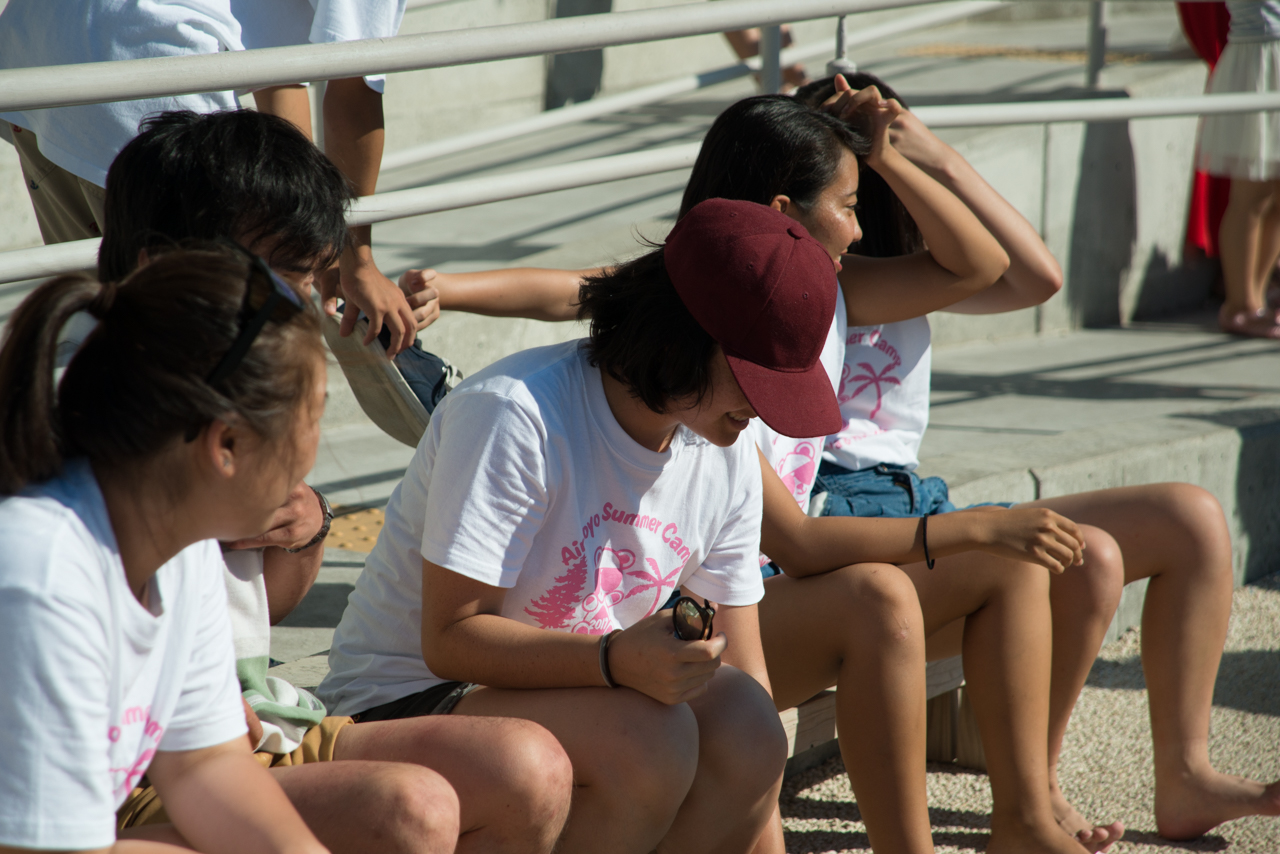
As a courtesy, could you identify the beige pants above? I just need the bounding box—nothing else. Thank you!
[115,715,355,830]
[9,124,107,244]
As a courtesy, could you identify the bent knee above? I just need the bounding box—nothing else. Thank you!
[1160,483,1232,556]
[587,692,699,809]
[485,718,573,818]
[697,667,788,788]
[831,562,923,643]
[370,765,461,854]
[1075,524,1125,602]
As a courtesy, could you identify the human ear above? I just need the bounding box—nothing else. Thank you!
[769,195,792,214]
[200,419,238,479]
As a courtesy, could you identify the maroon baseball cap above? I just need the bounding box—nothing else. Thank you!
[665,198,842,439]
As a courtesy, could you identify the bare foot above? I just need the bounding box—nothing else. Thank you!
[987,816,1092,854]
[1049,782,1125,852]
[1219,305,1280,339]
[1155,773,1280,839]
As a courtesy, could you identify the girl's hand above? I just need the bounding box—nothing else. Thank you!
[398,268,442,330]
[887,108,954,175]
[607,610,726,705]
[819,76,903,169]
[970,506,1086,573]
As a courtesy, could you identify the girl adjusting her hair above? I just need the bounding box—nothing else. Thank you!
[318,199,843,854]
[0,248,336,854]
[797,71,1280,846]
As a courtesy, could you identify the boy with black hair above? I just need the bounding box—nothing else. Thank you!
[102,107,574,854]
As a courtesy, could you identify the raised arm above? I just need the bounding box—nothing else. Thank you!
[320,77,418,355]
[822,81,1010,325]
[422,558,725,705]
[887,109,1062,314]
[757,449,1083,576]
[400,266,598,323]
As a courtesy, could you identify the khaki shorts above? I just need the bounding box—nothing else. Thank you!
[116,715,354,830]
[9,124,107,244]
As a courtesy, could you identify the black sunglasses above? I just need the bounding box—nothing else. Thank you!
[672,596,716,641]
[205,243,305,388]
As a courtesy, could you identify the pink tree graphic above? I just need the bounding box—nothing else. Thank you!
[525,551,588,629]
[845,361,900,419]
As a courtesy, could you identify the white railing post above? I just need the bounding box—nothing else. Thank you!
[827,14,858,76]
[761,24,783,93]
[1086,1,1107,89]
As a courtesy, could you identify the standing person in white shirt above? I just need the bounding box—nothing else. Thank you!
[320,198,848,854]
[0,0,420,357]
[0,246,362,854]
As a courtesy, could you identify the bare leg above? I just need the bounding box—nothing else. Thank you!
[660,666,788,854]
[334,714,572,854]
[760,563,935,854]
[270,760,459,854]
[452,684,696,854]
[1218,179,1280,337]
[903,552,1089,854]
[1252,186,1280,321]
[1030,484,1280,838]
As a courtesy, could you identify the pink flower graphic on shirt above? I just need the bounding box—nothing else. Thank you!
[575,547,636,634]
[843,362,901,419]
[776,441,819,505]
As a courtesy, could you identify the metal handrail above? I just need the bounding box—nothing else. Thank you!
[382,0,1006,172]
[7,88,1280,285]
[0,0,941,113]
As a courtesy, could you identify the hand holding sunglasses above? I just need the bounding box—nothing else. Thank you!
[601,609,727,706]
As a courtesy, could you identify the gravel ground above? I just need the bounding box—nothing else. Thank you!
[780,573,1280,853]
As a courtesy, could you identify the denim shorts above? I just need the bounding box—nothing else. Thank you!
[813,460,1012,518]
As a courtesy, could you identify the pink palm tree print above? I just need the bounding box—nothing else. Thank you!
[845,361,900,419]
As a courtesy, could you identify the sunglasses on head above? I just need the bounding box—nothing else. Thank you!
[672,596,716,641]
[205,242,305,388]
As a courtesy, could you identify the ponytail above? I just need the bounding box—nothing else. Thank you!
[0,274,102,494]
[0,247,323,495]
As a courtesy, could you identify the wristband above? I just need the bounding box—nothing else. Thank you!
[285,487,333,553]
[922,513,936,570]
[598,629,622,688]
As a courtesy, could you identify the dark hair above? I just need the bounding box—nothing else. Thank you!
[0,247,323,495]
[793,73,924,258]
[98,110,352,283]
[679,95,871,219]
[578,248,716,413]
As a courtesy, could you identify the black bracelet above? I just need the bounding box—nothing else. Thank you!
[922,514,936,570]
[598,629,621,688]
[285,487,332,553]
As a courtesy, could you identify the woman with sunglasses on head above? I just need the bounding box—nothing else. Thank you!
[318,199,854,854]
[795,71,1280,845]
[0,247,363,854]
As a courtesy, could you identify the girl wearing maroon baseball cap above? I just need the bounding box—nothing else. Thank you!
[318,199,845,854]
[405,91,1093,853]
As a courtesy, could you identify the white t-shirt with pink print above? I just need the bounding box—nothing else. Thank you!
[749,286,847,516]
[0,459,247,851]
[320,340,766,717]
[823,316,932,472]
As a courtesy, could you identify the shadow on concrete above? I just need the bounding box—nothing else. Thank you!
[1132,247,1217,321]
[545,0,613,109]
[1175,409,1280,582]
[311,468,409,495]
[930,369,1261,407]
[1086,648,1280,718]
[1115,830,1229,851]
[278,582,354,629]
[1069,118,1137,328]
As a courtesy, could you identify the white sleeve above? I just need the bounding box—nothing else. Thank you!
[158,542,248,753]
[308,0,406,93]
[0,546,117,850]
[420,391,550,589]
[680,445,766,608]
